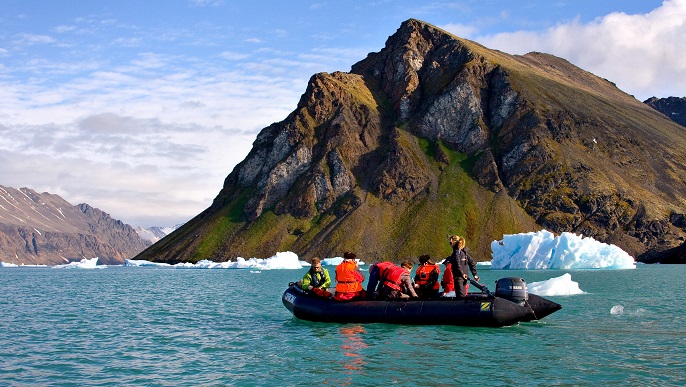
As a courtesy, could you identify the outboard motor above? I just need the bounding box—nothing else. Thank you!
[495,277,529,305]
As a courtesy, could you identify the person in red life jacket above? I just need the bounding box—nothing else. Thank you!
[333,252,366,301]
[300,257,331,298]
[413,254,440,299]
[440,257,456,297]
[364,260,394,300]
[445,235,479,297]
[369,261,418,300]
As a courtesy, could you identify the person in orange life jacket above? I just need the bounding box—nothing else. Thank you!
[445,235,479,297]
[440,257,456,297]
[370,260,418,300]
[413,254,440,299]
[333,252,366,301]
[300,257,331,298]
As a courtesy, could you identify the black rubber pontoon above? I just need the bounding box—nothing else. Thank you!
[282,278,561,327]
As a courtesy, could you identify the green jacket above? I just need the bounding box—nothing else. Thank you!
[301,267,331,290]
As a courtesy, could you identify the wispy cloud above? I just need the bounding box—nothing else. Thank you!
[219,50,250,61]
[53,25,77,33]
[0,41,305,225]
[190,0,224,7]
[111,37,142,47]
[14,33,56,45]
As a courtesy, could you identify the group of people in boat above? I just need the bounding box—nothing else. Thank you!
[299,234,480,301]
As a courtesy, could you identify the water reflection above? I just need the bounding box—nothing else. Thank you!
[339,325,367,376]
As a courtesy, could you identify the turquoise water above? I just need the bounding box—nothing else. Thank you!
[1,264,685,386]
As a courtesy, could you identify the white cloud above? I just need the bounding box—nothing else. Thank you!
[130,52,169,69]
[15,33,56,45]
[0,48,305,227]
[0,149,219,226]
[191,0,224,7]
[0,114,259,227]
[439,22,478,39]
[112,37,142,47]
[474,0,686,100]
[219,51,250,61]
[53,25,77,33]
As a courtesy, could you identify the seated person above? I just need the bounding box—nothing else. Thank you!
[333,252,366,301]
[300,257,331,298]
[413,254,440,299]
[368,261,418,300]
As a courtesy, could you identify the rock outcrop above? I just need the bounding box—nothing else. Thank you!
[136,19,686,264]
[645,96,686,127]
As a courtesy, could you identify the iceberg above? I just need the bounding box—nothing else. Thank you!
[491,230,635,269]
[53,257,100,269]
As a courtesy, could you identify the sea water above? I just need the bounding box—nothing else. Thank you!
[1,264,685,386]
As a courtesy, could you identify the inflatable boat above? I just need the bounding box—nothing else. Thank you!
[282,277,561,327]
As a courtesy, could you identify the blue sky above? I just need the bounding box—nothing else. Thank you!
[1,0,684,228]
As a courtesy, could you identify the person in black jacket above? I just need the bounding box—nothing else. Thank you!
[446,235,479,297]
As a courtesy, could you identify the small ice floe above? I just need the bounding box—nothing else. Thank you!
[321,257,366,266]
[527,273,584,296]
[124,259,172,267]
[250,270,262,274]
[610,305,625,315]
[0,262,48,268]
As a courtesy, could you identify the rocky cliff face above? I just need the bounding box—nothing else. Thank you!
[0,186,150,265]
[136,19,686,264]
[645,96,686,127]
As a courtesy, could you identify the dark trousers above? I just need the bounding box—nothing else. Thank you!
[455,277,469,297]
[366,265,380,299]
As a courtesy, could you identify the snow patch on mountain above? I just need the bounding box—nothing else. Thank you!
[135,224,183,243]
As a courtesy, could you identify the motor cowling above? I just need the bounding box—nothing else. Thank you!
[495,277,529,305]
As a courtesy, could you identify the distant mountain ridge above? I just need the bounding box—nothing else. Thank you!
[135,224,183,243]
[0,185,151,265]
[135,19,686,264]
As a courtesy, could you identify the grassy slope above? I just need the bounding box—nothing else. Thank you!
[184,134,537,262]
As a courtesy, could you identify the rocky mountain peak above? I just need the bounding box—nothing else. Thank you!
[137,19,686,264]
